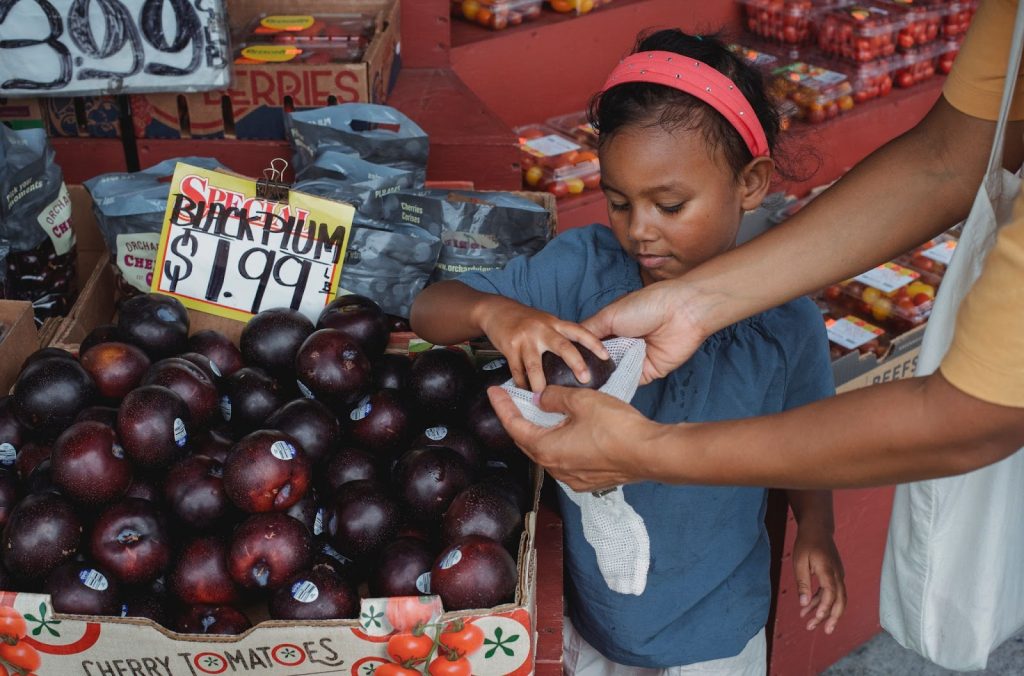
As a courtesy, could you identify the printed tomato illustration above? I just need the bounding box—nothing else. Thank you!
[374,662,422,676]
[427,655,472,676]
[439,621,485,657]
[0,641,40,674]
[386,632,434,664]
[0,608,26,644]
[385,596,435,632]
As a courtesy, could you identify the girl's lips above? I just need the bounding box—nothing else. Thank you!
[636,254,671,269]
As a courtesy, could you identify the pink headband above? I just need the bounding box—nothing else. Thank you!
[601,50,771,158]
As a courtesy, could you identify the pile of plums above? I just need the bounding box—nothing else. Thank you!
[0,292,533,635]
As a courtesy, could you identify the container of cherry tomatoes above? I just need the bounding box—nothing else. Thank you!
[938,38,960,74]
[777,98,800,131]
[893,40,952,87]
[771,61,855,123]
[234,42,366,66]
[738,0,815,45]
[824,314,891,360]
[834,57,896,103]
[941,0,978,39]
[729,42,784,72]
[547,0,613,15]
[815,3,903,63]
[873,0,945,50]
[452,0,543,30]
[823,261,934,334]
[894,233,957,284]
[515,124,601,198]
[239,13,377,45]
[546,111,599,148]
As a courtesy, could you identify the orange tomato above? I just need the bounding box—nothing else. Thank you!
[440,621,485,657]
[461,0,480,20]
[549,0,575,12]
[524,166,544,187]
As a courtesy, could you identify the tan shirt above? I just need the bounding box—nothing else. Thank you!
[940,0,1024,405]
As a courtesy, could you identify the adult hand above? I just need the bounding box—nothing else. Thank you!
[582,279,711,384]
[486,385,657,491]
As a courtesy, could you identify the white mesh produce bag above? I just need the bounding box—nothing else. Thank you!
[501,337,651,595]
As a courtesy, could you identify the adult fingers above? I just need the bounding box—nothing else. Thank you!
[486,387,544,453]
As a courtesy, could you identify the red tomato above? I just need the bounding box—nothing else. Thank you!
[440,622,485,657]
[0,642,40,673]
[0,608,25,643]
[912,292,933,306]
[376,663,424,676]
[386,597,436,632]
[387,632,435,664]
[428,657,472,676]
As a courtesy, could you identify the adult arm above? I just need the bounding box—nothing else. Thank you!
[487,371,1024,490]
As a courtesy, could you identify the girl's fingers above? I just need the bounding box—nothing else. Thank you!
[563,325,609,361]
[522,350,548,393]
[799,588,822,619]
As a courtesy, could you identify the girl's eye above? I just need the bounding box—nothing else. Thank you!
[659,203,684,214]
[609,202,630,212]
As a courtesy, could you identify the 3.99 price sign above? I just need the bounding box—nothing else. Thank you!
[0,0,230,96]
[152,163,355,323]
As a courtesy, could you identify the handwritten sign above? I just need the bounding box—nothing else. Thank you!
[152,163,355,323]
[0,0,230,96]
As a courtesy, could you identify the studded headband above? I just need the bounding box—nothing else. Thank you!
[600,50,771,158]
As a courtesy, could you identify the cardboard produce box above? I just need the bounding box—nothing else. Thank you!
[131,0,402,140]
[832,323,924,393]
[0,301,42,393]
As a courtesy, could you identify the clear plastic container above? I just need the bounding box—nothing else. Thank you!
[822,261,932,333]
[824,314,891,359]
[893,40,953,87]
[546,0,613,15]
[777,98,800,131]
[815,3,904,62]
[546,111,598,148]
[240,13,377,45]
[739,0,815,45]
[834,57,896,103]
[941,0,978,39]
[234,42,366,66]
[894,233,957,285]
[515,124,601,199]
[938,37,960,74]
[873,0,945,50]
[771,61,855,123]
[452,0,543,30]
[729,42,784,72]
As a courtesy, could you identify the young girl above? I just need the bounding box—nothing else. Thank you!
[411,30,845,674]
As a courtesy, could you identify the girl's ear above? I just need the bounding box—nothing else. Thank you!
[738,156,774,211]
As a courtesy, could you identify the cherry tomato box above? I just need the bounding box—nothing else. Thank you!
[893,40,956,87]
[130,0,402,141]
[824,314,891,361]
[771,61,856,123]
[815,3,904,63]
[737,0,816,45]
[451,0,544,31]
[545,111,599,148]
[546,0,614,16]
[515,124,601,198]
[823,260,933,334]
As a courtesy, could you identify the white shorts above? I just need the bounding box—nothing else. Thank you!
[563,617,767,676]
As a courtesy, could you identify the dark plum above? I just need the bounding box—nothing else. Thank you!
[51,421,132,505]
[120,589,168,625]
[188,330,244,378]
[0,470,19,531]
[191,430,233,464]
[325,479,401,561]
[541,341,614,390]
[321,447,378,494]
[240,308,314,378]
[478,466,532,515]
[15,441,51,483]
[387,314,411,332]
[12,356,97,435]
[317,295,389,358]
[142,358,219,428]
[347,389,411,454]
[2,492,82,580]
[228,513,313,590]
[89,498,171,585]
[220,367,283,436]
[125,476,162,503]
[116,293,190,359]
[0,396,26,467]
[430,535,517,611]
[79,342,150,400]
[170,537,240,605]
[21,347,76,371]
[413,425,482,470]
[117,385,190,469]
[295,329,371,406]
[269,567,359,620]
[79,323,122,355]
[266,399,340,466]
[75,405,119,427]
[393,447,474,524]
[175,605,251,635]
[408,348,477,422]
[478,357,513,388]
[178,352,221,384]
[442,483,522,549]
[165,455,230,529]
[374,353,411,391]
[284,489,319,533]
[223,430,311,513]
[369,537,435,598]
[466,392,517,457]
[46,562,121,616]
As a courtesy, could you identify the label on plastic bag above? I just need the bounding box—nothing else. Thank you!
[39,183,74,255]
[524,134,580,158]
[921,240,956,265]
[261,15,315,31]
[854,262,919,293]
[826,316,884,349]
[116,233,161,292]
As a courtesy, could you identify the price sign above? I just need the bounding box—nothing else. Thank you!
[0,0,230,96]
[152,163,355,323]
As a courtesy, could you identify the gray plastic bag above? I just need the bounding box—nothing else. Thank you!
[84,157,224,295]
[381,189,553,282]
[287,104,428,184]
[294,151,417,220]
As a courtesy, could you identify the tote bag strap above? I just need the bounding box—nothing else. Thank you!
[984,4,1024,190]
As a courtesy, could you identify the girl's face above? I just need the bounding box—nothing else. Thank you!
[600,121,772,286]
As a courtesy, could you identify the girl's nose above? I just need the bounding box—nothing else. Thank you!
[628,212,656,241]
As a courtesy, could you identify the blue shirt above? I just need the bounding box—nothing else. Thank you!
[458,225,834,668]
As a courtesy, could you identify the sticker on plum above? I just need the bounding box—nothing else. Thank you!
[0,443,16,465]
[297,380,315,399]
[416,572,431,594]
[854,262,920,293]
[350,396,372,421]
[313,508,325,536]
[271,441,297,460]
[173,418,188,447]
[291,580,319,603]
[220,396,232,420]
[39,183,75,255]
[425,426,448,441]
[482,358,507,371]
[921,240,957,265]
[79,569,109,591]
[524,134,580,158]
[111,443,125,459]
[438,548,462,570]
[207,360,223,377]
[826,316,885,350]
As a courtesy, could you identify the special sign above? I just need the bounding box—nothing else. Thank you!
[0,0,231,96]
[152,163,355,323]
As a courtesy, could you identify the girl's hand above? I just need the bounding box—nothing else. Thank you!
[792,525,846,635]
[476,297,607,392]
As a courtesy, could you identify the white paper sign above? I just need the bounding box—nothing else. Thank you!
[0,0,230,96]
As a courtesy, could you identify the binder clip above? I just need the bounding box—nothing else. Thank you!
[256,158,290,203]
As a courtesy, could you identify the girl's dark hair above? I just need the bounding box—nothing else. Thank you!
[589,29,785,179]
